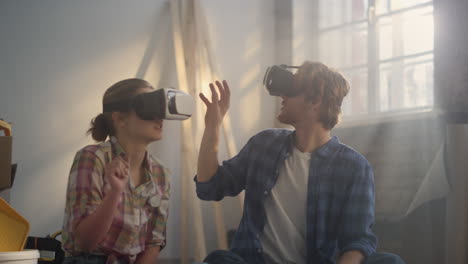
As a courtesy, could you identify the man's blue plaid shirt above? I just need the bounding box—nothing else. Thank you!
[195,129,377,264]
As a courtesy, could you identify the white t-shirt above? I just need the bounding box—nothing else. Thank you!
[261,147,311,264]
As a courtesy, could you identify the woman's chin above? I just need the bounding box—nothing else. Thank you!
[152,133,162,141]
[152,127,163,138]
[142,132,162,143]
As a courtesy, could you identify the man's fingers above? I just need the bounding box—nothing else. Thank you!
[222,80,231,97]
[219,80,230,105]
[199,93,211,106]
[215,80,225,101]
[209,83,219,102]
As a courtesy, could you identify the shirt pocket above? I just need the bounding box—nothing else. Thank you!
[140,194,163,224]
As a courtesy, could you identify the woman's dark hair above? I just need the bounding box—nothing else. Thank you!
[87,78,152,141]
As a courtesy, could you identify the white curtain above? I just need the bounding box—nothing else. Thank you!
[169,0,242,262]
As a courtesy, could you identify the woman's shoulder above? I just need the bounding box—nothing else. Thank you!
[148,155,171,174]
[74,141,112,164]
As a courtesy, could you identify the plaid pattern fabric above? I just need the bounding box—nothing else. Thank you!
[62,137,170,264]
[195,129,377,264]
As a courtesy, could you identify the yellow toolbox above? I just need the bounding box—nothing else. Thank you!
[0,198,30,252]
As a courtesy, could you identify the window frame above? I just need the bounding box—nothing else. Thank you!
[314,0,435,119]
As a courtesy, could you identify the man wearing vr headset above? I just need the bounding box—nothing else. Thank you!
[195,62,404,264]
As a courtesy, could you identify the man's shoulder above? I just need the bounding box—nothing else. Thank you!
[238,129,292,156]
[335,141,372,174]
[250,128,293,143]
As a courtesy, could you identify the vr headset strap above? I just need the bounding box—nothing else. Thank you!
[280,64,300,69]
[103,100,133,113]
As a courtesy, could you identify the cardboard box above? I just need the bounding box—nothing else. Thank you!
[0,136,14,190]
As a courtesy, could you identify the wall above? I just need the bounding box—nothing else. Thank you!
[334,115,446,264]
[0,0,277,259]
[434,1,468,262]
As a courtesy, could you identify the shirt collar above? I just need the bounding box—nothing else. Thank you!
[286,131,340,159]
[110,136,154,174]
[314,136,340,158]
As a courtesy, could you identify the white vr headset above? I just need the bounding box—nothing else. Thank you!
[103,88,194,120]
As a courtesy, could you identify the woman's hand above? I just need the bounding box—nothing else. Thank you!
[104,155,129,195]
[199,80,231,129]
[75,154,129,251]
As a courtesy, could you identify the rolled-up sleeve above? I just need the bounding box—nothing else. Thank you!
[62,150,105,251]
[338,162,377,258]
[66,150,104,227]
[194,136,255,201]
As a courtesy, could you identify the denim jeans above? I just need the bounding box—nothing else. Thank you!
[203,250,405,264]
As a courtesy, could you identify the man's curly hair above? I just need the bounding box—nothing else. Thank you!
[294,61,350,129]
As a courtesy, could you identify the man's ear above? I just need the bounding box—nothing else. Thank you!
[313,99,322,111]
[305,97,322,112]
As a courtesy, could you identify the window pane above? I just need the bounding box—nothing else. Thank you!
[350,24,368,66]
[376,0,431,14]
[319,0,343,28]
[351,0,368,21]
[319,23,368,69]
[319,0,367,29]
[378,6,433,61]
[342,69,369,116]
[375,0,390,15]
[319,30,344,67]
[318,1,435,117]
[379,54,433,112]
[390,0,431,10]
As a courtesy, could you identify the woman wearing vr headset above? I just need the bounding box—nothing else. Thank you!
[62,79,170,264]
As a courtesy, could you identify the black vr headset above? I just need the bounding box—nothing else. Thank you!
[263,64,301,97]
[103,88,194,120]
